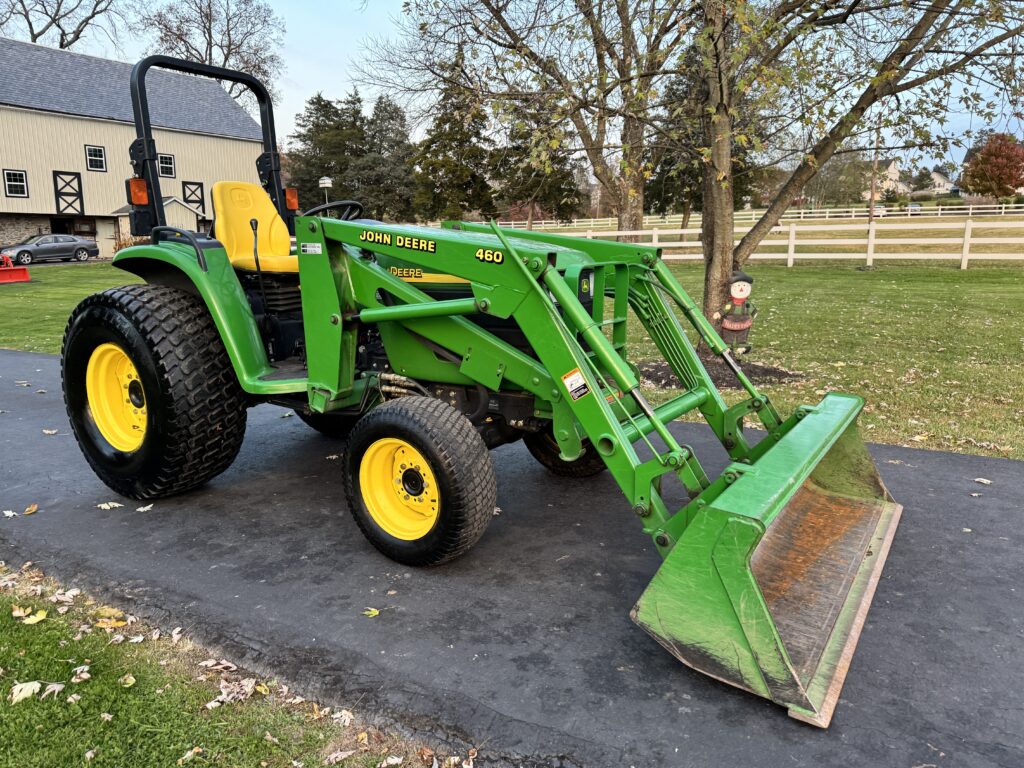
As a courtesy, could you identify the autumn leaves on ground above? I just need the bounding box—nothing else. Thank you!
[0,561,472,767]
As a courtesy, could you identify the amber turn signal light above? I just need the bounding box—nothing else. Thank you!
[285,187,299,211]
[128,178,149,206]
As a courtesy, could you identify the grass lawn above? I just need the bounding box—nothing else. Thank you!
[1,261,1021,459]
[0,563,438,768]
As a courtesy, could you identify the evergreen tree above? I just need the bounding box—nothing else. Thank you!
[489,108,583,223]
[413,74,495,221]
[351,96,417,221]
[287,90,367,211]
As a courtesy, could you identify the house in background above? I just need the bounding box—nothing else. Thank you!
[929,170,953,195]
[861,159,911,201]
[0,37,262,257]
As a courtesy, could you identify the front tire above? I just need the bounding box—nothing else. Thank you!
[62,284,247,499]
[344,397,496,566]
[15,251,32,265]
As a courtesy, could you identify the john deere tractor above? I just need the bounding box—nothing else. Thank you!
[62,56,901,727]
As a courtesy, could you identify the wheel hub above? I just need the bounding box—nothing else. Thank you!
[359,438,440,540]
[85,343,147,452]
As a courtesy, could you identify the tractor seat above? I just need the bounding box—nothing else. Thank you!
[211,181,298,272]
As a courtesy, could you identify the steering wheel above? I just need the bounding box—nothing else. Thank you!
[300,200,363,220]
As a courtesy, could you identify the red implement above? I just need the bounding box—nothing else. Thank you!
[0,255,30,284]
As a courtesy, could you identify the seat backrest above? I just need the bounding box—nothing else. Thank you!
[211,181,291,264]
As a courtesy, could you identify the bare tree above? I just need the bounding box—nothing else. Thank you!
[363,0,1024,317]
[133,0,285,104]
[0,0,125,48]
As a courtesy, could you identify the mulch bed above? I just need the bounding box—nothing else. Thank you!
[637,356,801,390]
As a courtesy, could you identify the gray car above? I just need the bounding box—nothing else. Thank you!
[0,234,99,265]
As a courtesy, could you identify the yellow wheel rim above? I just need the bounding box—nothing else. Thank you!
[359,438,440,541]
[85,343,147,453]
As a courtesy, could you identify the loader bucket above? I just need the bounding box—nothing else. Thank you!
[632,394,901,727]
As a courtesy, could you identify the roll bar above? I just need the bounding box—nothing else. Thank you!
[126,55,292,236]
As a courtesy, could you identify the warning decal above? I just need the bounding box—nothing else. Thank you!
[561,368,590,401]
[300,242,322,254]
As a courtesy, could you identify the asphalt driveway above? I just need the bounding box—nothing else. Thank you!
[1,349,1021,767]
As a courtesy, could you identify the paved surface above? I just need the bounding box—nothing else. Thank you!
[1,349,1022,767]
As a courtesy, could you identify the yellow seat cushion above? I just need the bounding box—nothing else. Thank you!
[211,181,298,272]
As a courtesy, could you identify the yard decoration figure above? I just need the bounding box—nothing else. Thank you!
[713,270,757,354]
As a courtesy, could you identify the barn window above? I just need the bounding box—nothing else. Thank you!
[158,154,176,178]
[85,145,107,172]
[3,169,28,197]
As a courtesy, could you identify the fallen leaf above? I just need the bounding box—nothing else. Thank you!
[974,477,992,485]
[50,588,81,604]
[378,757,403,767]
[255,682,269,695]
[362,607,380,618]
[23,503,38,516]
[970,492,982,498]
[177,747,203,765]
[95,617,127,630]
[119,674,136,688]
[85,749,96,761]
[333,708,354,726]
[962,528,972,533]
[94,606,123,619]
[100,712,113,722]
[325,751,357,765]
[909,434,930,442]
[2,510,16,518]
[96,502,124,510]
[11,605,31,618]
[71,665,91,684]
[36,389,46,394]
[149,629,161,641]
[264,731,279,745]
[325,454,340,460]
[128,634,145,644]
[171,627,184,644]
[136,504,154,512]
[386,590,397,596]
[357,731,369,747]
[108,634,125,645]
[22,609,47,624]
[40,682,65,700]
[66,693,82,704]
[42,429,58,435]
[9,681,41,704]
[280,412,293,418]
[417,747,435,765]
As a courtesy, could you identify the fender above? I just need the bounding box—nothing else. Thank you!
[113,242,306,395]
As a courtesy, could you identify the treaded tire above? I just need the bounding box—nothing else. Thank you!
[296,410,358,439]
[523,428,607,478]
[62,284,247,499]
[344,396,496,566]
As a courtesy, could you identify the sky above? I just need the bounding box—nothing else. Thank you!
[29,0,1019,167]
[75,0,405,141]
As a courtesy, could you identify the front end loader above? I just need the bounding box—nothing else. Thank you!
[61,56,901,727]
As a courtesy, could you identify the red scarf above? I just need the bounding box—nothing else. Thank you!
[731,296,747,305]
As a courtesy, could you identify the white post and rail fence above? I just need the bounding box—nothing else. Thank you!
[567,219,1023,270]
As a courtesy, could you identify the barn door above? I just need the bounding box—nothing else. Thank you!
[53,171,84,215]
[182,181,205,213]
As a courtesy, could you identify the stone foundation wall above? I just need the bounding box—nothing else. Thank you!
[0,213,48,246]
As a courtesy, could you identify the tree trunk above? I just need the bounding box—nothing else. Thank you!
[700,0,734,323]
[616,117,647,239]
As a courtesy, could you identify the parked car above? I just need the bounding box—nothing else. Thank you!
[906,203,923,215]
[0,234,99,265]
[870,205,887,217]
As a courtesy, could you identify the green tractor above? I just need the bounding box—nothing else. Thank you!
[62,56,901,727]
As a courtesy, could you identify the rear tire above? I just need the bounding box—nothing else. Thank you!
[296,410,358,439]
[75,248,89,261]
[62,284,247,499]
[523,428,607,478]
[344,397,496,566]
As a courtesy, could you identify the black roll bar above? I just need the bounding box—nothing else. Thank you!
[127,55,291,236]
